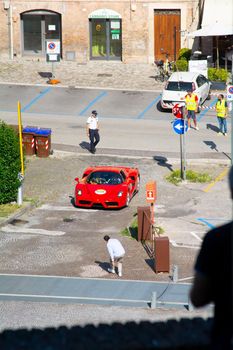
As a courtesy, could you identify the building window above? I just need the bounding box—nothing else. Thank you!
[21,10,61,56]
[89,9,122,61]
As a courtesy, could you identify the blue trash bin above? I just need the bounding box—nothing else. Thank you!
[35,128,52,157]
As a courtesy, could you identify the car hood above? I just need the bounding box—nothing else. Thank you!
[77,183,127,197]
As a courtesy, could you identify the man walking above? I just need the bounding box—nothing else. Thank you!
[86,110,100,154]
[190,165,233,349]
[216,94,228,136]
[104,235,125,277]
[183,90,199,130]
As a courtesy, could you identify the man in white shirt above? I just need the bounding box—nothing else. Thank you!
[104,235,125,277]
[86,110,100,154]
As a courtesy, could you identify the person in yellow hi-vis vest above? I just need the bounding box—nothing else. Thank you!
[184,90,199,131]
[216,94,228,136]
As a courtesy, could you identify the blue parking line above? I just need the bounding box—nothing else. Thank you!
[137,95,161,119]
[197,218,216,229]
[197,98,217,122]
[79,91,107,116]
[21,87,51,112]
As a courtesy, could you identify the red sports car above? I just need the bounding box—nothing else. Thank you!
[74,166,140,209]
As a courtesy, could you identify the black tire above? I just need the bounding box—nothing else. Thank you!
[197,100,202,113]
[136,176,140,193]
[206,91,211,100]
[157,101,165,112]
[155,75,163,83]
[125,192,130,207]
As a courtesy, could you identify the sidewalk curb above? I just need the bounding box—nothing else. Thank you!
[0,81,162,93]
[0,202,35,229]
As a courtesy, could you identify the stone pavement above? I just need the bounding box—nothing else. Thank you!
[0,57,163,91]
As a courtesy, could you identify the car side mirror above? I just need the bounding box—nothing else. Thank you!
[75,177,79,183]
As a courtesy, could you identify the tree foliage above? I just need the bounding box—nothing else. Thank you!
[0,121,21,204]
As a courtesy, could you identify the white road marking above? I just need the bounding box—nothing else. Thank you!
[1,226,65,236]
[0,273,190,285]
[178,276,194,282]
[0,293,188,305]
[0,293,149,303]
[190,231,203,242]
[38,204,98,212]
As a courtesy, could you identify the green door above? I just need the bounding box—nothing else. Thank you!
[91,19,107,58]
[90,19,122,60]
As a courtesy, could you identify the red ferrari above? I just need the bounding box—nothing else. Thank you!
[74,166,140,209]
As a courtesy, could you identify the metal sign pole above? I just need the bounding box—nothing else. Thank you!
[180,132,184,180]
[183,114,186,181]
[52,61,54,78]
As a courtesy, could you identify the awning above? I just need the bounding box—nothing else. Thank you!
[188,0,233,37]
[188,23,233,37]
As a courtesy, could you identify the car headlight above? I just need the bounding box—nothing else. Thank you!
[118,191,124,197]
[77,189,82,196]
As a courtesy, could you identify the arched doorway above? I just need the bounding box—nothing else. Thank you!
[21,10,61,56]
[89,9,122,60]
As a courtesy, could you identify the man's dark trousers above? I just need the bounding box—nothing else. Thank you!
[89,129,100,152]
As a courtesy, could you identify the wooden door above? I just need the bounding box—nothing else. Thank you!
[154,10,181,62]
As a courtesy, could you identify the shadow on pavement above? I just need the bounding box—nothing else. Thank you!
[80,141,90,151]
[95,260,110,273]
[203,140,218,152]
[206,123,219,133]
[153,156,173,172]
[145,258,155,272]
[38,72,53,78]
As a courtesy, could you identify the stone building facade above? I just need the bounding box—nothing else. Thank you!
[0,0,200,63]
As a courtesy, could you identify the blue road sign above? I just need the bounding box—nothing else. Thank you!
[172,119,188,134]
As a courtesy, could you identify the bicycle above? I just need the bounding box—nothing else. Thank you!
[154,59,173,82]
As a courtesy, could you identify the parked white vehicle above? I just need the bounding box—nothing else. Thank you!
[160,72,211,111]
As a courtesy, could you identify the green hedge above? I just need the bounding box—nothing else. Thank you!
[0,122,22,204]
[178,48,192,61]
[208,68,229,82]
[174,60,188,72]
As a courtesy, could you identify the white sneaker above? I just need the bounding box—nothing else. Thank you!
[107,268,115,274]
[195,126,199,130]
[187,127,191,131]
[224,133,227,136]
[118,272,122,277]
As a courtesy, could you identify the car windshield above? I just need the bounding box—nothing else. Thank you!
[166,81,193,91]
[87,171,123,185]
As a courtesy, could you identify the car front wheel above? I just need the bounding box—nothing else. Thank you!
[197,99,202,113]
[136,176,140,193]
[125,192,130,207]
[206,91,211,100]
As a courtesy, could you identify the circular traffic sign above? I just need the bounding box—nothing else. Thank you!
[172,119,188,134]
[228,86,233,94]
[48,42,56,50]
[172,103,182,119]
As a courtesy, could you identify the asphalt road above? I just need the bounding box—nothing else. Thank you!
[0,83,229,330]
[0,84,230,157]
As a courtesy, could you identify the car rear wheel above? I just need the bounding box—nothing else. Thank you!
[157,101,166,112]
